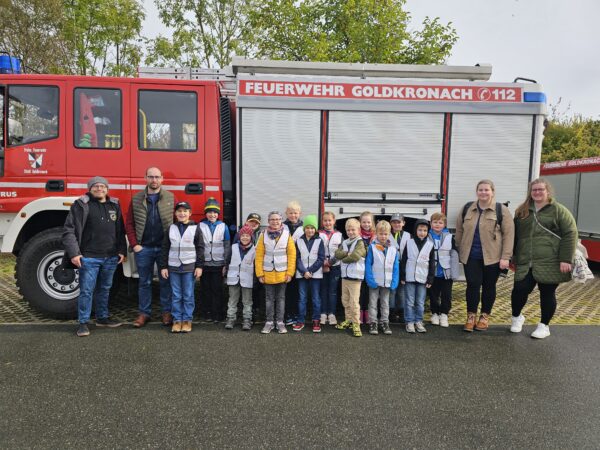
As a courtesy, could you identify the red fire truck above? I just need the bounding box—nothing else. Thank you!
[0,57,547,318]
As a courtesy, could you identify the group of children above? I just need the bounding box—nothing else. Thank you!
[160,197,459,335]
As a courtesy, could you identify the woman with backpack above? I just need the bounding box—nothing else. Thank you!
[455,179,515,332]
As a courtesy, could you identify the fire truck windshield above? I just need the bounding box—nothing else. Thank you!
[8,85,58,146]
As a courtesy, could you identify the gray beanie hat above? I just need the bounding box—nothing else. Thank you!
[87,176,109,190]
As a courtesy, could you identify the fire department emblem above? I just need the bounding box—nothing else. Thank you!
[109,211,117,221]
[28,152,43,169]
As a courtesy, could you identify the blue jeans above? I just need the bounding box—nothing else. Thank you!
[297,278,321,323]
[169,271,195,322]
[320,266,340,315]
[78,256,119,324]
[404,282,426,323]
[390,284,406,311]
[135,246,171,316]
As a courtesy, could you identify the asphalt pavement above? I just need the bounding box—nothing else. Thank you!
[1,323,599,449]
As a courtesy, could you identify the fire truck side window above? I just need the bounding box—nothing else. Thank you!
[138,90,197,151]
[7,85,59,146]
[74,88,122,149]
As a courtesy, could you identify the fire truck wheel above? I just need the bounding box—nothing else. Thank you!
[15,227,79,319]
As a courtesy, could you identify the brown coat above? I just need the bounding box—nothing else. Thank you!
[455,202,515,266]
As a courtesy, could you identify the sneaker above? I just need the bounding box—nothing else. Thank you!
[181,321,192,333]
[224,318,235,329]
[171,321,182,333]
[261,321,274,334]
[369,322,379,335]
[415,322,427,333]
[285,317,295,326]
[336,320,351,330]
[312,320,321,333]
[406,322,415,333]
[381,321,392,335]
[531,323,550,339]
[276,321,288,334]
[96,317,122,328]
[430,313,440,325]
[293,322,305,332]
[463,312,476,332]
[242,319,252,331]
[320,314,327,325]
[76,323,90,337]
[328,314,337,326]
[475,313,490,331]
[439,313,449,328]
[510,315,525,333]
[352,323,362,337]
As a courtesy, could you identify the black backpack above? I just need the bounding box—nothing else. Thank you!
[461,201,503,227]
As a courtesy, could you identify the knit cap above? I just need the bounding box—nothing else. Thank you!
[239,225,254,237]
[303,214,318,230]
[204,197,220,213]
[87,176,109,190]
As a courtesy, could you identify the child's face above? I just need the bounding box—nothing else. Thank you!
[322,215,334,230]
[304,226,316,239]
[206,211,218,223]
[176,208,191,223]
[286,208,300,223]
[239,233,252,246]
[391,220,404,232]
[416,225,428,239]
[376,230,389,244]
[247,220,260,231]
[346,225,359,239]
[431,219,445,233]
[360,215,372,231]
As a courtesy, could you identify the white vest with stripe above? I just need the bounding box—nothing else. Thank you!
[371,243,397,288]
[319,230,343,267]
[168,224,198,267]
[226,243,256,288]
[405,239,434,284]
[340,238,365,280]
[296,237,323,279]
[262,228,290,272]
[285,223,304,242]
[390,231,411,260]
[430,232,452,278]
[200,222,226,262]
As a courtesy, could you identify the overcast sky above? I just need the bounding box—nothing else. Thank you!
[142,0,599,119]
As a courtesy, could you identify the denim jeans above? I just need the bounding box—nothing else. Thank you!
[404,282,427,323]
[297,278,322,323]
[320,266,340,315]
[78,256,119,324]
[390,284,406,311]
[169,271,195,322]
[135,246,171,316]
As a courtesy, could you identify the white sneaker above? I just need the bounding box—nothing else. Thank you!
[439,313,449,328]
[320,314,327,325]
[510,315,525,333]
[430,313,440,325]
[261,321,274,334]
[415,321,427,333]
[328,314,337,326]
[531,323,550,339]
[406,322,415,333]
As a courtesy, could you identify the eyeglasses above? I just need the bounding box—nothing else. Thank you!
[531,188,546,192]
[91,184,107,189]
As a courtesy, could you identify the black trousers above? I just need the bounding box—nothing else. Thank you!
[359,281,369,311]
[199,267,225,321]
[464,258,501,314]
[511,269,558,325]
[428,277,453,315]
[285,277,298,320]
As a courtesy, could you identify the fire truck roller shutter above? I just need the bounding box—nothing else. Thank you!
[576,172,600,237]
[239,108,321,223]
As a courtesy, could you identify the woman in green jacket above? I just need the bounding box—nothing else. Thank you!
[510,178,577,339]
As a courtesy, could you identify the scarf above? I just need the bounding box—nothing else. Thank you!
[360,227,374,242]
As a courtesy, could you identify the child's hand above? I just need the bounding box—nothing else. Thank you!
[259,276,265,284]
[323,265,330,273]
[194,268,203,279]
[303,272,312,279]
[401,281,405,285]
[222,266,227,276]
[160,269,169,279]
[426,283,432,288]
[285,275,292,283]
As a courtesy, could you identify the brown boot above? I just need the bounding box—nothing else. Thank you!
[133,314,150,328]
[181,321,192,333]
[475,313,490,331]
[161,312,173,326]
[171,321,182,333]
[463,312,476,332]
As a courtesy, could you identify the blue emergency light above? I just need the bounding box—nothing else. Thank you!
[0,55,22,74]
[523,92,546,103]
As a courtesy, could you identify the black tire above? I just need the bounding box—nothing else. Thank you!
[15,227,79,319]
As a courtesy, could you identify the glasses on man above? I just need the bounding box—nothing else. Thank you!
[91,184,107,190]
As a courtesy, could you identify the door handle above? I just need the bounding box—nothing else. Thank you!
[46,179,65,192]
[185,183,203,194]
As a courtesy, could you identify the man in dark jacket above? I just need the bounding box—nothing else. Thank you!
[63,176,127,337]
[125,167,176,327]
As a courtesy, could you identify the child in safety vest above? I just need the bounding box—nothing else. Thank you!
[359,211,375,324]
[334,218,367,337]
[318,211,343,326]
[428,212,459,328]
[283,200,303,325]
[160,202,204,333]
[255,211,297,334]
[401,219,435,334]
[293,215,325,333]
[365,220,400,335]
[198,197,231,323]
[225,225,256,331]
[389,213,410,323]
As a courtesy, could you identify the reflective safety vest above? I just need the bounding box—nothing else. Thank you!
[371,243,397,288]
[285,223,304,242]
[430,232,453,279]
[319,230,343,267]
[200,222,226,262]
[263,228,290,272]
[296,237,323,279]
[168,224,198,267]
[340,238,365,280]
[390,231,411,261]
[405,239,434,284]
[226,243,256,288]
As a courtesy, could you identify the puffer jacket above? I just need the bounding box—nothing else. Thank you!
[512,199,577,284]
[254,230,297,284]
